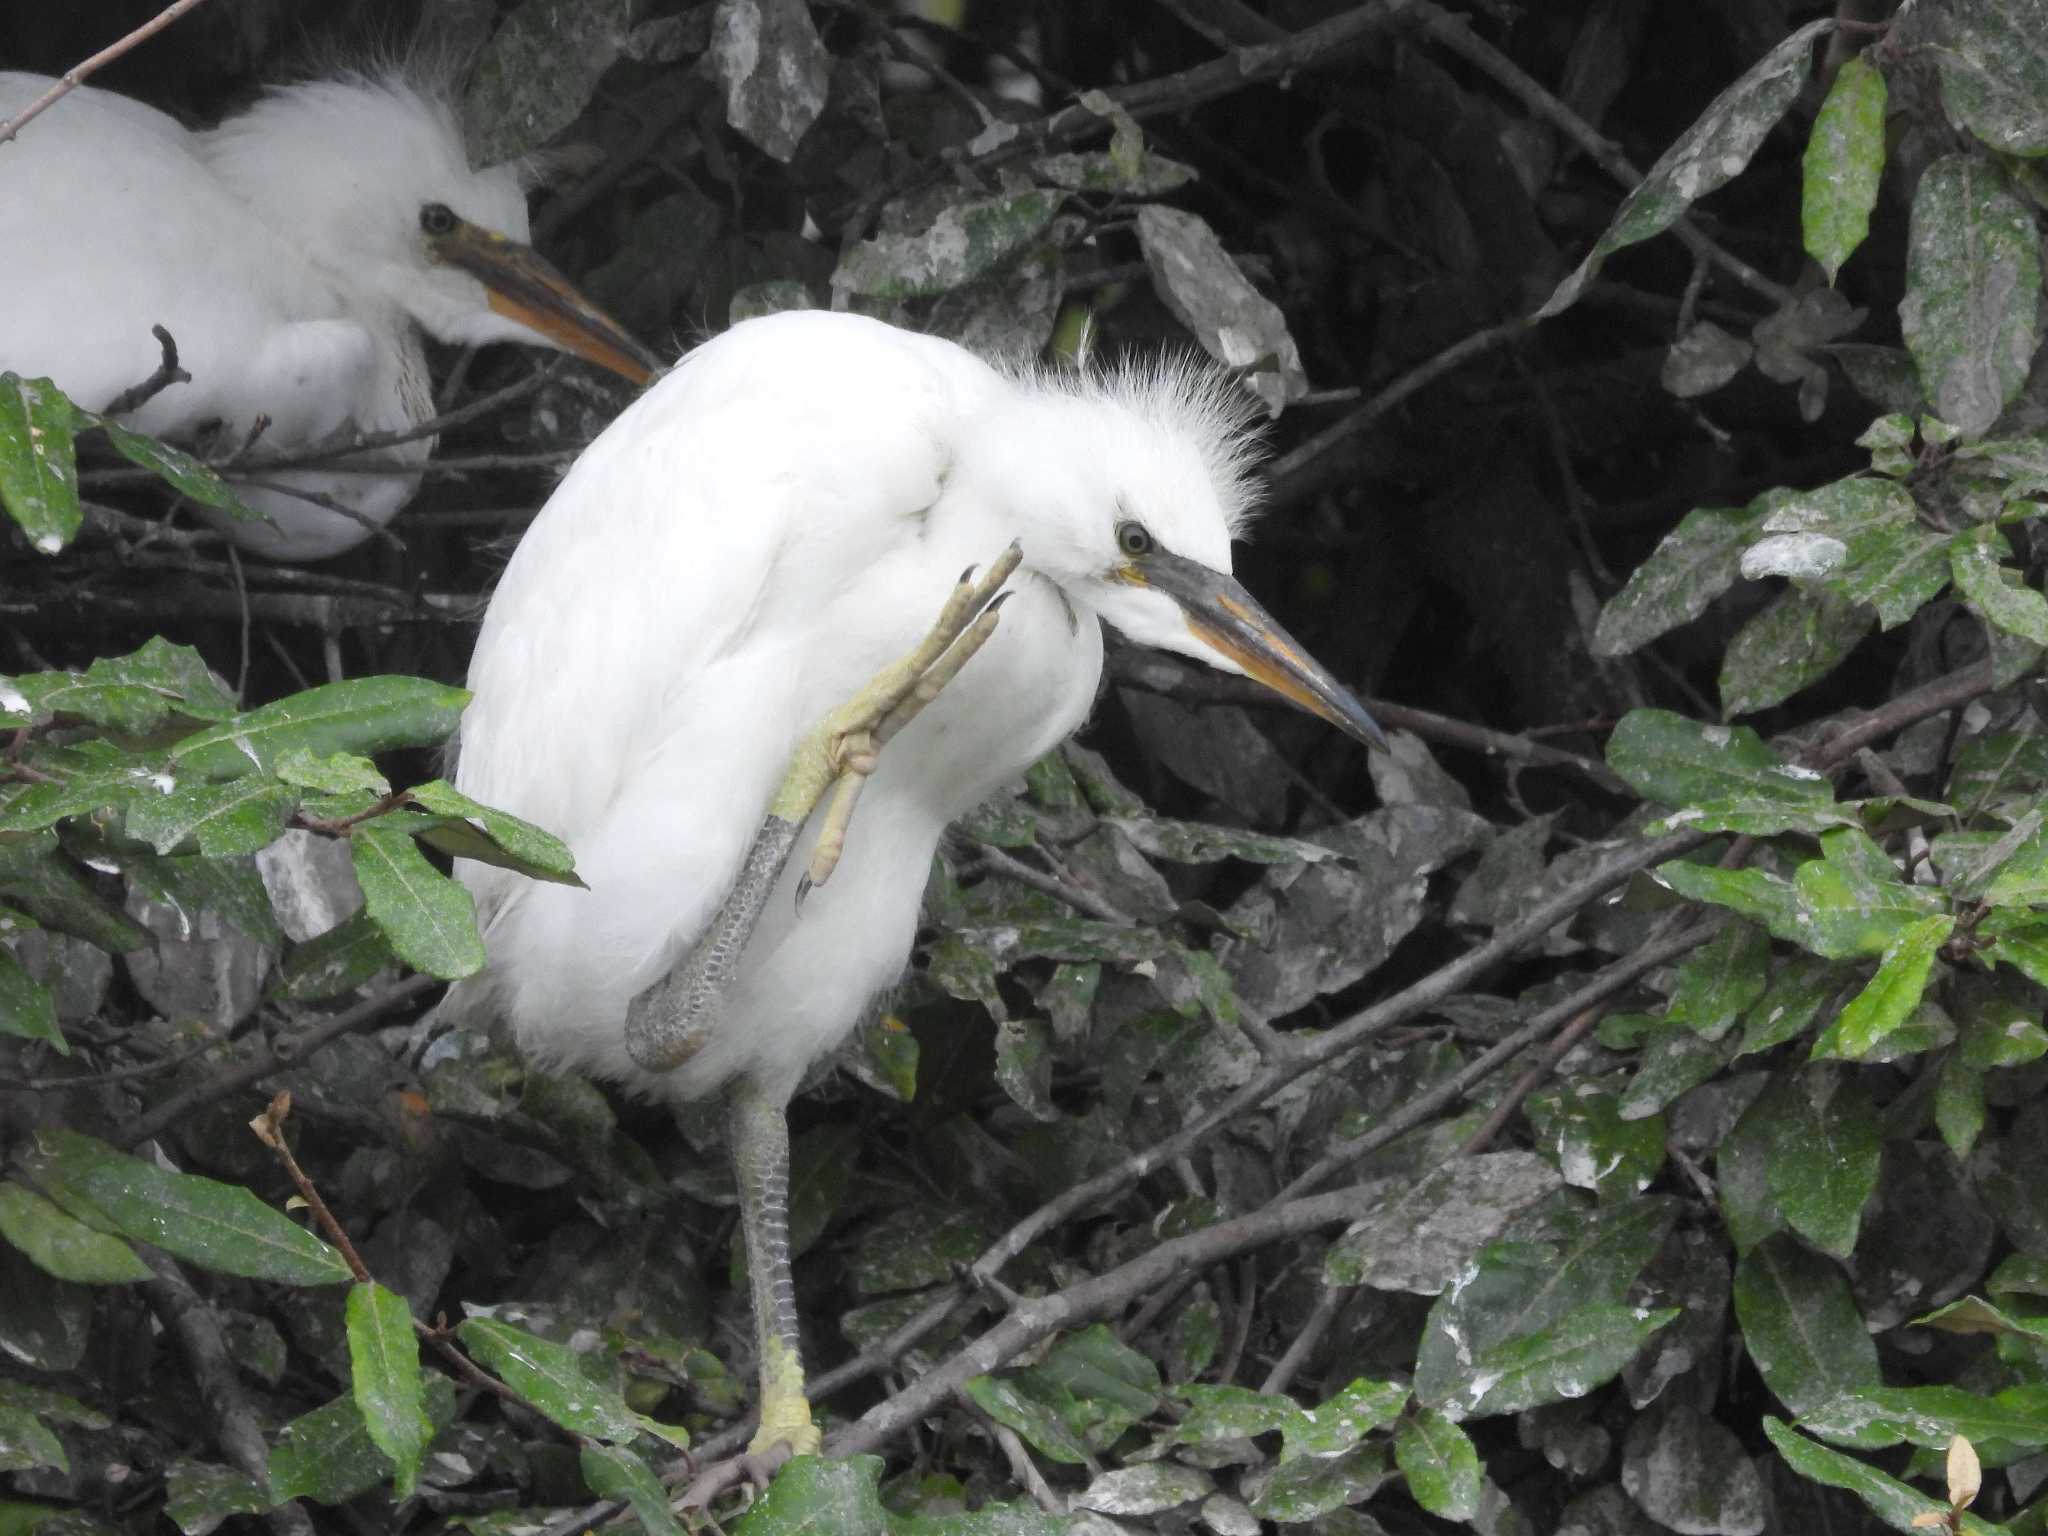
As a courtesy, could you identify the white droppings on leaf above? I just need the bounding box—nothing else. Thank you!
[1740,531,1849,579]
[0,684,27,714]
[1702,726,1731,748]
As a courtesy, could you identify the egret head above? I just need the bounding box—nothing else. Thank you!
[965,358,1385,749]
[200,75,657,384]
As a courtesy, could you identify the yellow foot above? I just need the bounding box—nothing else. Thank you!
[748,1393,821,1459]
[790,541,1022,898]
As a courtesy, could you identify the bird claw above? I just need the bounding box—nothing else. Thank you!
[802,541,1022,894]
[677,1442,801,1511]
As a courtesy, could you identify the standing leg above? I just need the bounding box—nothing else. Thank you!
[726,1075,821,1457]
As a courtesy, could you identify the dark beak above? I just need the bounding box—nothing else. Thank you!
[1127,551,1387,750]
[431,219,662,385]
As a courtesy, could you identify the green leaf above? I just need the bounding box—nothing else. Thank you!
[267,1378,454,1506]
[1762,1419,2002,1535]
[1243,1443,1390,1523]
[1937,1051,1988,1160]
[271,749,388,795]
[0,837,150,953]
[0,374,81,554]
[1430,1303,1678,1418]
[1528,1085,1666,1196]
[1720,586,1874,716]
[271,912,395,1003]
[1803,56,1888,283]
[1738,478,1952,629]
[351,823,486,980]
[1733,1234,1884,1445]
[1657,860,1805,941]
[1107,815,1341,866]
[1804,1383,2048,1457]
[456,1316,687,1447]
[123,778,298,858]
[1538,20,1828,317]
[0,1243,89,1372]
[834,191,1062,299]
[731,1454,887,1535]
[961,1374,1092,1466]
[1937,0,2048,156]
[170,677,471,780]
[1983,908,2048,988]
[1794,828,1947,959]
[0,1184,149,1284]
[163,1460,275,1535]
[20,1130,351,1286]
[1169,1380,1407,1463]
[1982,821,2048,907]
[86,638,239,723]
[1032,147,1194,195]
[1900,154,2041,438]
[0,945,61,1054]
[1811,915,1954,1059]
[1667,919,1771,1039]
[346,1283,426,1499]
[578,1444,687,1536]
[1607,709,1836,813]
[1739,955,1841,1055]
[407,781,582,886]
[92,417,254,519]
[1953,524,2048,646]
[1764,1069,1881,1257]
[1594,505,1764,656]
[1395,1408,1481,1521]
[0,1405,66,1475]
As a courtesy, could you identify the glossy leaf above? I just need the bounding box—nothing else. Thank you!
[351,823,486,980]
[0,1184,149,1284]
[1899,155,2040,438]
[0,373,80,554]
[346,1283,426,1498]
[123,778,298,858]
[1396,1408,1481,1521]
[22,1130,350,1285]
[1540,21,1828,317]
[171,677,471,780]
[1607,710,1835,814]
[1811,915,1954,1060]
[1594,505,1766,656]
[1734,1234,1884,1445]
[456,1316,687,1447]
[1803,55,1887,283]
[579,1443,687,1536]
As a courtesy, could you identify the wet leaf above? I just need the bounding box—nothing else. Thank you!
[22,1130,350,1285]
[835,191,1062,300]
[1396,1408,1482,1521]
[346,1282,426,1498]
[0,1183,149,1284]
[1899,155,2040,439]
[1810,915,1952,1060]
[1802,56,1887,284]
[1719,587,1873,717]
[1937,0,2048,155]
[0,373,81,554]
[1734,1234,1884,1445]
[351,823,486,980]
[1136,204,1306,414]
[172,678,470,780]
[1540,21,1829,317]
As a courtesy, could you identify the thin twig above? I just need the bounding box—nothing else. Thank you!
[113,975,437,1150]
[102,326,192,417]
[0,0,214,145]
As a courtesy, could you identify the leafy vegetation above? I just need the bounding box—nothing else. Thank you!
[6,1,2048,1533]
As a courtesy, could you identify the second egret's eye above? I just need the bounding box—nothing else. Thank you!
[1116,521,1154,558]
[420,203,458,236]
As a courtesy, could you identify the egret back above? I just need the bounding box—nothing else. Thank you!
[0,74,363,442]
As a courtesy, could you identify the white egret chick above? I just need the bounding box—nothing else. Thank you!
[0,70,658,561]
[449,310,1383,1457]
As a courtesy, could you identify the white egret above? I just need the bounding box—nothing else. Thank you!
[448,309,1383,1456]
[0,69,657,561]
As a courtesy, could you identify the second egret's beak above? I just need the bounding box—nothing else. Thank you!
[431,219,662,386]
[1123,551,1387,750]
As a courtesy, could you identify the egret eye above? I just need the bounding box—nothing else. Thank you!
[419,202,457,236]
[1116,520,1154,558]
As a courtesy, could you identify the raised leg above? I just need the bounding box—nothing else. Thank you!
[727,1076,819,1457]
[624,541,1020,1073]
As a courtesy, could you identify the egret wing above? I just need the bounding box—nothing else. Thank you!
[453,312,1005,987]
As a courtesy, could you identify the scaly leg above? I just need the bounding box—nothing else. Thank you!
[623,543,1020,1462]
[624,541,1020,1072]
[726,1077,818,1456]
